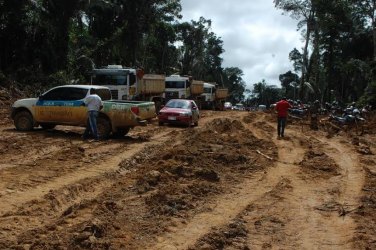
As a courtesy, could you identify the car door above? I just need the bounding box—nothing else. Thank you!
[34,87,88,124]
[33,87,67,123]
[59,87,88,125]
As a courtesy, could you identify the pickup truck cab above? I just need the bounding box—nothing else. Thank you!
[11,85,156,138]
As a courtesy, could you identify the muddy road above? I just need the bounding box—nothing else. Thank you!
[0,108,376,249]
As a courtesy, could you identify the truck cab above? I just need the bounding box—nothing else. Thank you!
[91,65,137,100]
[164,75,191,101]
[202,82,216,103]
[91,65,165,112]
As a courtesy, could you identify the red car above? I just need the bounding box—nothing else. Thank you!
[158,99,200,127]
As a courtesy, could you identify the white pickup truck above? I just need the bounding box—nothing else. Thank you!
[11,85,156,138]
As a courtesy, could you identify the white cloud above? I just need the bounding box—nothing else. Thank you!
[180,0,303,90]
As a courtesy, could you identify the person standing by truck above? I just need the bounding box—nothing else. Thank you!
[275,97,292,138]
[83,88,103,140]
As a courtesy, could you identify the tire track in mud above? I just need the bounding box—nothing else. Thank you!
[150,171,275,250]
[0,128,181,247]
[0,130,174,215]
[243,114,363,249]
[148,112,281,249]
[0,115,223,248]
[180,112,364,249]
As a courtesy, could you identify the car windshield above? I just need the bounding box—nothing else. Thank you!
[165,100,190,109]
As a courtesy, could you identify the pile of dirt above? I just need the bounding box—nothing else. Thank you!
[352,133,376,249]
[299,149,339,177]
[0,86,24,126]
[138,119,276,219]
[192,218,249,250]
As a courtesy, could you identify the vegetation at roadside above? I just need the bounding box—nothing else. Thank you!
[250,0,376,108]
[0,0,246,103]
[1,1,376,107]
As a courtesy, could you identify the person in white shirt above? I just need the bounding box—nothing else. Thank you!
[83,88,103,140]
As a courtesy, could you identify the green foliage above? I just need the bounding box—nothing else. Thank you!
[222,67,246,104]
[252,79,283,106]
[277,0,376,105]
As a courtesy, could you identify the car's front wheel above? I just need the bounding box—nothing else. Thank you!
[14,111,33,131]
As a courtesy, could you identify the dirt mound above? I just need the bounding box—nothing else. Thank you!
[133,117,276,219]
[205,118,245,134]
[0,86,25,126]
[192,218,249,249]
[299,149,339,177]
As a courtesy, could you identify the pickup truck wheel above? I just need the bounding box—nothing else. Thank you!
[40,123,56,130]
[14,111,33,131]
[158,121,164,126]
[97,116,111,139]
[113,127,130,137]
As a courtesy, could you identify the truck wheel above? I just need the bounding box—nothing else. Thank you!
[40,123,56,130]
[14,111,33,131]
[158,121,164,126]
[97,116,111,139]
[113,127,130,137]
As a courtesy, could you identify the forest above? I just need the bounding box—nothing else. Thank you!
[1,0,376,107]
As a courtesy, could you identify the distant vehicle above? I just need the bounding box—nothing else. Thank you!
[164,75,206,109]
[224,102,232,110]
[233,103,245,111]
[258,105,267,111]
[158,99,200,127]
[201,82,229,110]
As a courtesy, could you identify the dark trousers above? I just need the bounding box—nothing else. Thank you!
[83,110,99,139]
[277,116,286,137]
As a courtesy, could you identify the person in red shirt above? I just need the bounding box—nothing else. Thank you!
[275,97,292,138]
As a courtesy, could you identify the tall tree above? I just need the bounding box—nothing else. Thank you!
[352,0,376,61]
[274,0,316,99]
[222,67,246,103]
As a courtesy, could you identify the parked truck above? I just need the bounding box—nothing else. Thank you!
[164,75,205,108]
[201,82,229,110]
[11,85,156,139]
[91,65,165,112]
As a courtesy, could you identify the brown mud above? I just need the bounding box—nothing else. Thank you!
[0,103,375,249]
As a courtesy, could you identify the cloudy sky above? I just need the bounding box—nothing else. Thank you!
[180,0,303,90]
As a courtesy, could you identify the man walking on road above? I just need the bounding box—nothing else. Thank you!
[275,97,292,138]
[83,88,103,141]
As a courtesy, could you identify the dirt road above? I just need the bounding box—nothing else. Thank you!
[0,109,375,249]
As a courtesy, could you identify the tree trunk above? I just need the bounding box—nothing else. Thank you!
[300,10,314,100]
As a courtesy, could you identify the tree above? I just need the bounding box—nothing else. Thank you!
[352,0,376,61]
[274,0,316,99]
[176,17,212,77]
[279,70,300,96]
[253,79,282,106]
[222,67,246,104]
